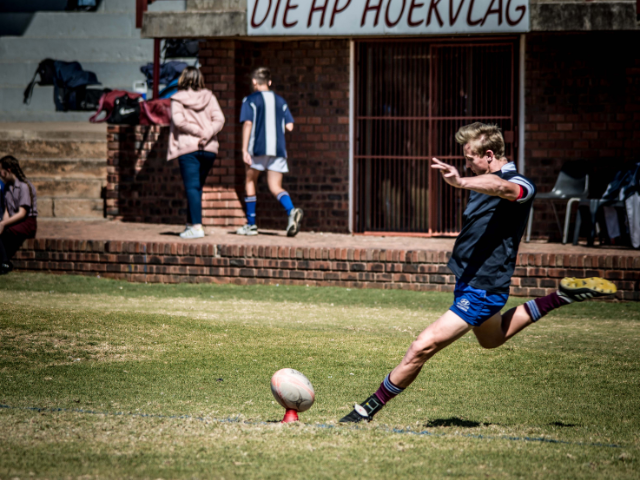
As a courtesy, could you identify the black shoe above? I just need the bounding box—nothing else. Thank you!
[0,263,12,275]
[559,277,617,302]
[339,394,384,423]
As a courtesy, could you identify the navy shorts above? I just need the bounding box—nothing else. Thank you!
[449,281,509,327]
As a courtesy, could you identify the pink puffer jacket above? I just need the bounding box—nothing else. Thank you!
[167,88,225,161]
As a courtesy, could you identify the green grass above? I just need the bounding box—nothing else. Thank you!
[1,272,639,479]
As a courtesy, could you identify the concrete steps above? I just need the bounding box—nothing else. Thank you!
[0,38,155,62]
[0,123,107,220]
[0,0,186,123]
[0,138,106,159]
[19,158,107,178]
[31,177,105,198]
[38,197,105,219]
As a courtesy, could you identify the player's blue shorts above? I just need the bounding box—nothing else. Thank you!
[449,281,509,327]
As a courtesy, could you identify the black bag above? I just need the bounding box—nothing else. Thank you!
[25,59,101,110]
[163,39,200,59]
[23,58,56,104]
[107,95,140,125]
[80,88,110,110]
[61,87,111,111]
[52,60,100,111]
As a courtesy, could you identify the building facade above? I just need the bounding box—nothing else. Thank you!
[119,0,640,239]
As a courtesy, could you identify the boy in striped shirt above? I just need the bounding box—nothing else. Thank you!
[236,67,303,237]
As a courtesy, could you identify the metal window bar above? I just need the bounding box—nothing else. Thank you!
[355,38,518,236]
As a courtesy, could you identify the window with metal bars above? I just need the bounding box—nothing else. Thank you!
[354,38,518,236]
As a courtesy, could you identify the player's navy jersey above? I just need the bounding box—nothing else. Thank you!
[240,91,294,158]
[447,162,536,294]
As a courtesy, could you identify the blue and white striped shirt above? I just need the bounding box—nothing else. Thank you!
[240,91,294,158]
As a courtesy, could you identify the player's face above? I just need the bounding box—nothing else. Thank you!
[463,143,491,175]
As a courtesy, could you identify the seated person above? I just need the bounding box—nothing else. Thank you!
[0,156,37,274]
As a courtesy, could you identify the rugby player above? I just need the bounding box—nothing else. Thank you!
[340,122,616,423]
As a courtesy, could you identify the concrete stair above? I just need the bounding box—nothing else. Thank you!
[0,123,107,220]
[0,0,186,122]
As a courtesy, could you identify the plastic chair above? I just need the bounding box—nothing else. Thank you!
[525,163,590,244]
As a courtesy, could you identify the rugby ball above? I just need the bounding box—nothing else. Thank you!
[270,368,315,412]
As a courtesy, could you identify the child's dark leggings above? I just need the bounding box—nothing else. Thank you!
[0,217,37,265]
[178,151,217,225]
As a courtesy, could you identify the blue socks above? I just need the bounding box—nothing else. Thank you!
[246,192,293,225]
[245,196,257,225]
[277,192,294,216]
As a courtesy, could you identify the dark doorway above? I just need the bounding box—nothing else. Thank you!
[354,38,518,235]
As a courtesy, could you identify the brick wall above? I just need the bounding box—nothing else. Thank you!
[14,238,640,300]
[525,32,640,240]
[199,39,351,232]
[106,125,245,226]
[106,33,640,239]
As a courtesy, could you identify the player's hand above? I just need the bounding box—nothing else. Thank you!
[242,151,252,166]
[431,157,463,188]
[0,222,4,235]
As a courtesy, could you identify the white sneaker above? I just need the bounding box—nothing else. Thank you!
[180,226,205,239]
[236,224,258,236]
[286,208,303,237]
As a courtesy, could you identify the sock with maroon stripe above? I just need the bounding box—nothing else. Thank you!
[374,374,405,404]
[523,291,573,322]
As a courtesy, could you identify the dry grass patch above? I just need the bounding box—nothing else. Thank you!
[0,273,638,479]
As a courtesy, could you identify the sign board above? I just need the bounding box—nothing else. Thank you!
[247,0,530,36]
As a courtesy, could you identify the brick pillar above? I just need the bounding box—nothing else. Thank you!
[199,39,351,233]
[199,40,247,228]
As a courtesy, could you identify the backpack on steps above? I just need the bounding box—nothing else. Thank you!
[51,60,101,111]
[23,58,56,105]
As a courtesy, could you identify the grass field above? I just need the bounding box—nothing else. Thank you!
[1,272,639,479]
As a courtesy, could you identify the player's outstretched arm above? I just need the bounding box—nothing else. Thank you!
[431,158,521,201]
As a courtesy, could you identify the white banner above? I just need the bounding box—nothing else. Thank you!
[247,0,530,36]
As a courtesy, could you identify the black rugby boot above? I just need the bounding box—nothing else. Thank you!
[339,394,385,423]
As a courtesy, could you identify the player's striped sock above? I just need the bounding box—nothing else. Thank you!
[277,192,294,216]
[374,374,405,404]
[523,291,573,322]
[245,196,257,226]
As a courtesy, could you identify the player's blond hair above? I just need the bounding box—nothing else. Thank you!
[455,122,505,159]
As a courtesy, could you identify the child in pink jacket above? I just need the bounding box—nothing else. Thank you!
[167,67,225,239]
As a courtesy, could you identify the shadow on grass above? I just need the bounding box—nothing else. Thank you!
[549,421,578,427]
[424,417,490,428]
